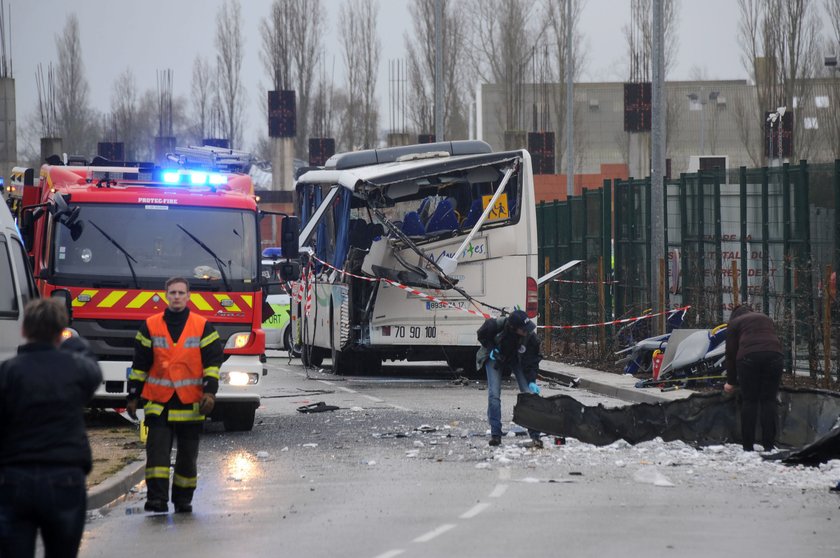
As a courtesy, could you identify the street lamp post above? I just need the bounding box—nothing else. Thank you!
[687,89,719,155]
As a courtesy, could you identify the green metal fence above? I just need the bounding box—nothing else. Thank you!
[536,160,839,382]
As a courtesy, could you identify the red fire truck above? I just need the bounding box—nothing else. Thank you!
[18,157,278,431]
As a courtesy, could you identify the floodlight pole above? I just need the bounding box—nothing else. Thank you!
[650,0,666,333]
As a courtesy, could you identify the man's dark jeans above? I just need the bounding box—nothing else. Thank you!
[0,464,87,558]
[737,351,784,451]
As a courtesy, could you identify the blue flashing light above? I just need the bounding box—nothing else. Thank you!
[262,247,283,259]
[189,172,208,185]
[209,173,226,185]
[162,171,180,184]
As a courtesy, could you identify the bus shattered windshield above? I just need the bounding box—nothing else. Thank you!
[52,204,258,289]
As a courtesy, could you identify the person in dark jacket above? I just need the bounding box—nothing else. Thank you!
[126,277,222,514]
[0,298,102,558]
[476,309,543,447]
[723,304,784,452]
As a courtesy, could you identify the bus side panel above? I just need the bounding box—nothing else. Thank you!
[298,282,348,351]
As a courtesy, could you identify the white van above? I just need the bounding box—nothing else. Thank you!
[0,201,38,361]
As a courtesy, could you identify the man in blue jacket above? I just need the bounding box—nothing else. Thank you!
[0,299,102,558]
[476,309,543,447]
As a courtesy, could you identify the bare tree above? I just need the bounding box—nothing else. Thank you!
[545,0,586,174]
[467,0,548,134]
[110,68,138,159]
[624,0,679,81]
[821,0,840,159]
[260,1,294,92]
[191,56,212,142]
[403,0,468,138]
[290,0,324,153]
[261,0,325,156]
[55,14,95,154]
[736,0,823,162]
[215,0,246,149]
[339,0,381,150]
[311,57,338,139]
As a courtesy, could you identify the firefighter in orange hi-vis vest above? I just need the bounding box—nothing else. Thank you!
[126,277,222,514]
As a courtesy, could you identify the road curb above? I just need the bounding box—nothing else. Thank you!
[87,453,145,510]
[539,360,692,404]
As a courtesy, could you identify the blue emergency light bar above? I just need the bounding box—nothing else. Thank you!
[160,169,227,186]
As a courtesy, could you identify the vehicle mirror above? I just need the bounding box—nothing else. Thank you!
[50,288,73,323]
[69,221,85,241]
[277,260,301,282]
[281,216,300,260]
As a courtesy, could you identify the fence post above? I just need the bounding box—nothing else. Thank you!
[798,160,817,376]
[697,172,706,322]
[782,163,792,374]
[739,167,748,305]
[761,166,770,315]
[732,260,740,307]
[598,256,606,352]
[714,170,723,323]
[825,265,832,389]
[544,255,552,357]
[602,179,613,339]
[679,173,689,323]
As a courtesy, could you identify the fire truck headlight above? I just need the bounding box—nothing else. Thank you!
[220,371,258,386]
[80,248,92,263]
[61,328,78,341]
[225,332,252,349]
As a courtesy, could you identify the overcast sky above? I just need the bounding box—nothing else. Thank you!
[11,0,766,151]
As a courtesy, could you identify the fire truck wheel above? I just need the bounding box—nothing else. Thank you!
[223,406,256,432]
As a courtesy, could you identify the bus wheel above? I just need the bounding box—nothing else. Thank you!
[362,353,382,375]
[301,344,324,367]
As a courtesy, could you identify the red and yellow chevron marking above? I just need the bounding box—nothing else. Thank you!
[60,287,257,321]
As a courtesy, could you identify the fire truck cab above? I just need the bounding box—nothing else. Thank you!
[18,155,288,431]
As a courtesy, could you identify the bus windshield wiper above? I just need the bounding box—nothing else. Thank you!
[176,224,231,291]
[89,220,140,289]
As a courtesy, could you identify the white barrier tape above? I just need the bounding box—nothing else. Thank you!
[311,256,492,319]
[554,279,619,285]
[538,306,691,330]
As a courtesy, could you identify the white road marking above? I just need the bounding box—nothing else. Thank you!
[373,550,405,558]
[317,380,357,394]
[489,484,508,498]
[363,395,384,402]
[412,524,456,543]
[460,502,491,519]
[388,403,410,411]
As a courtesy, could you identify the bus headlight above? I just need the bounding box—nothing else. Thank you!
[225,332,252,349]
[220,371,259,386]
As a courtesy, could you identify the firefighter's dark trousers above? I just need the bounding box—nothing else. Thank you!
[144,415,202,505]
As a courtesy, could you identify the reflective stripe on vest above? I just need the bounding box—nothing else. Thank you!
[141,312,208,405]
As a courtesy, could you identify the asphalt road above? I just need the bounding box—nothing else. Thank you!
[80,355,840,558]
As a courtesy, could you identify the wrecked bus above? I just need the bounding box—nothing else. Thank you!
[291,140,539,374]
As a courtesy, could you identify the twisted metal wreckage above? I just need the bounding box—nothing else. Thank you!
[513,388,840,465]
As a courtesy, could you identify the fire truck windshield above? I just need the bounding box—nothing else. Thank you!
[51,203,258,290]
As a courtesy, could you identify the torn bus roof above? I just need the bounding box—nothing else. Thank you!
[296,151,524,190]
